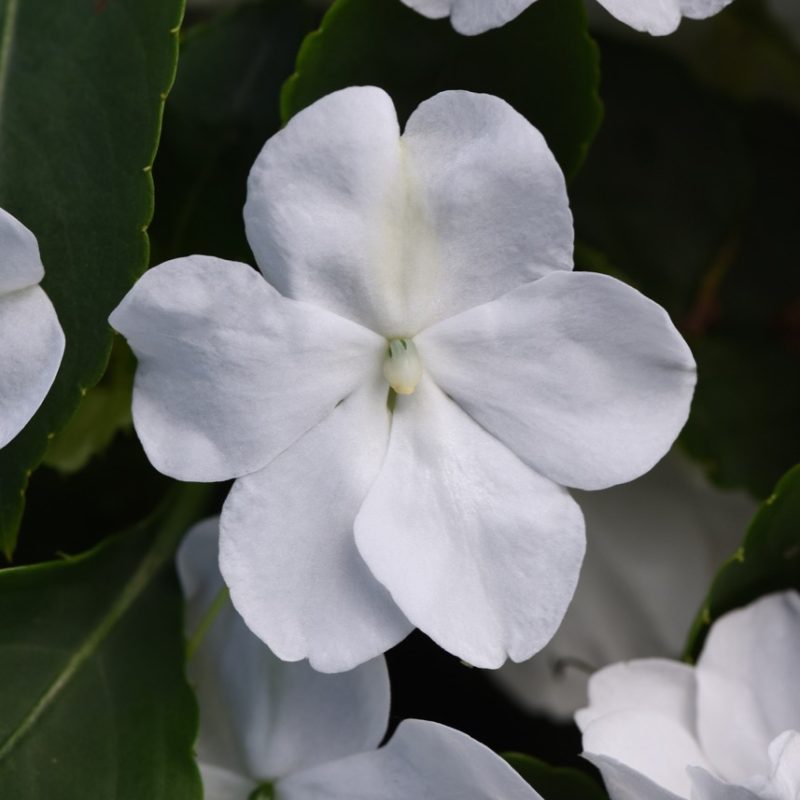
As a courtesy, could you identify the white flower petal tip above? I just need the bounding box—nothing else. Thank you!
[278,720,544,799]
[0,208,65,448]
[493,452,755,720]
[398,0,734,36]
[577,591,800,800]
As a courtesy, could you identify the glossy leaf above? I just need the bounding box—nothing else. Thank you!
[0,485,212,799]
[281,0,602,179]
[505,752,608,800]
[0,0,183,555]
[684,464,800,662]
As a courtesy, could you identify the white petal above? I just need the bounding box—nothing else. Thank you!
[587,754,687,800]
[596,0,733,35]
[246,87,571,335]
[582,710,712,799]
[695,592,800,784]
[178,519,393,781]
[354,377,585,669]
[689,768,760,800]
[198,764,255,800]
[418,271,696,491]
[678,0,735,22]
[110,256,382,482]
[0,286,64,448]
[277,719,541,800]
[758,731,800,800]
[219,378,413,674]
[576,659,698,733]
[399,90,573,328]
[400,0,535,35]
[494,453,754,719]
[0,207,44,293]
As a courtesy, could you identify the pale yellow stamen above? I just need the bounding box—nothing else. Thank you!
[383,338,423,395]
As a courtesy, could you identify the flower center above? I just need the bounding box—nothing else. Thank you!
[383,338,423,395]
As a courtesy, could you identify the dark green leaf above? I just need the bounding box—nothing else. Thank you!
[572,41,800,497]
[151,0,316,264]
[504,752,608,800]
[281,0,602,179]
[684,464,800,662]
[0,0,183,555]
[0,485,213,799]
[42,339,135,475]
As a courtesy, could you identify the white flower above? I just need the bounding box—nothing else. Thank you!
[400,0,735,36]
[111,87,696,673]
[0,208,65,449]
[495,451,755,720]
[178,518,546,800]
[576,591,800,800]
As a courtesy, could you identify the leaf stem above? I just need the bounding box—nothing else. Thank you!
[186,584,230,660]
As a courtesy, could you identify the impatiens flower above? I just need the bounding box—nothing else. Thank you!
[178,517,547,800]
[111,87,696,673]
[576,591,800,800]
[0,208,65,449]
[400,0,735,36]
[495,451,755,720]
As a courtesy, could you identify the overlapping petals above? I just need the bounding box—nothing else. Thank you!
[245,88,572,335]
[179,519,545,800]
[419,274,696,491]
[113,87,695,672]
[0,208,64,448]
[577,591,800,800]
[109,255,384,482]
[219,380,413,673]
[354,377,585,669]
[493,453,753,719]
[400,0,735,36]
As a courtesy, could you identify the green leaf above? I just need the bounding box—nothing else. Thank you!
[0,484,213,799]
[281,0,602,179]
[42,339,135,475]
[684,464,800,662]
[151,0,316,264]
[504,753,608,800]
[0,0,184,555]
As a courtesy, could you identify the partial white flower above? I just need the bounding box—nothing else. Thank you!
[768,0,800,47]
[111,87,696,673]
[401,0,735,36]
[178,518,546,800]
[495,451,755,720]
[577,591,800,800]
[0,208,65,448]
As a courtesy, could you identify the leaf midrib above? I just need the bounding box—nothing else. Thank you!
[0,484,211,763]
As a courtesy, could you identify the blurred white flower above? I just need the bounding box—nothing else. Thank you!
[112,86,695,673]
[178,518,546,800]
[0,208,64,448]
[494,452,755,720]
[401,0,734,36]
[577,591,800,800]
[768,0,800,46]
